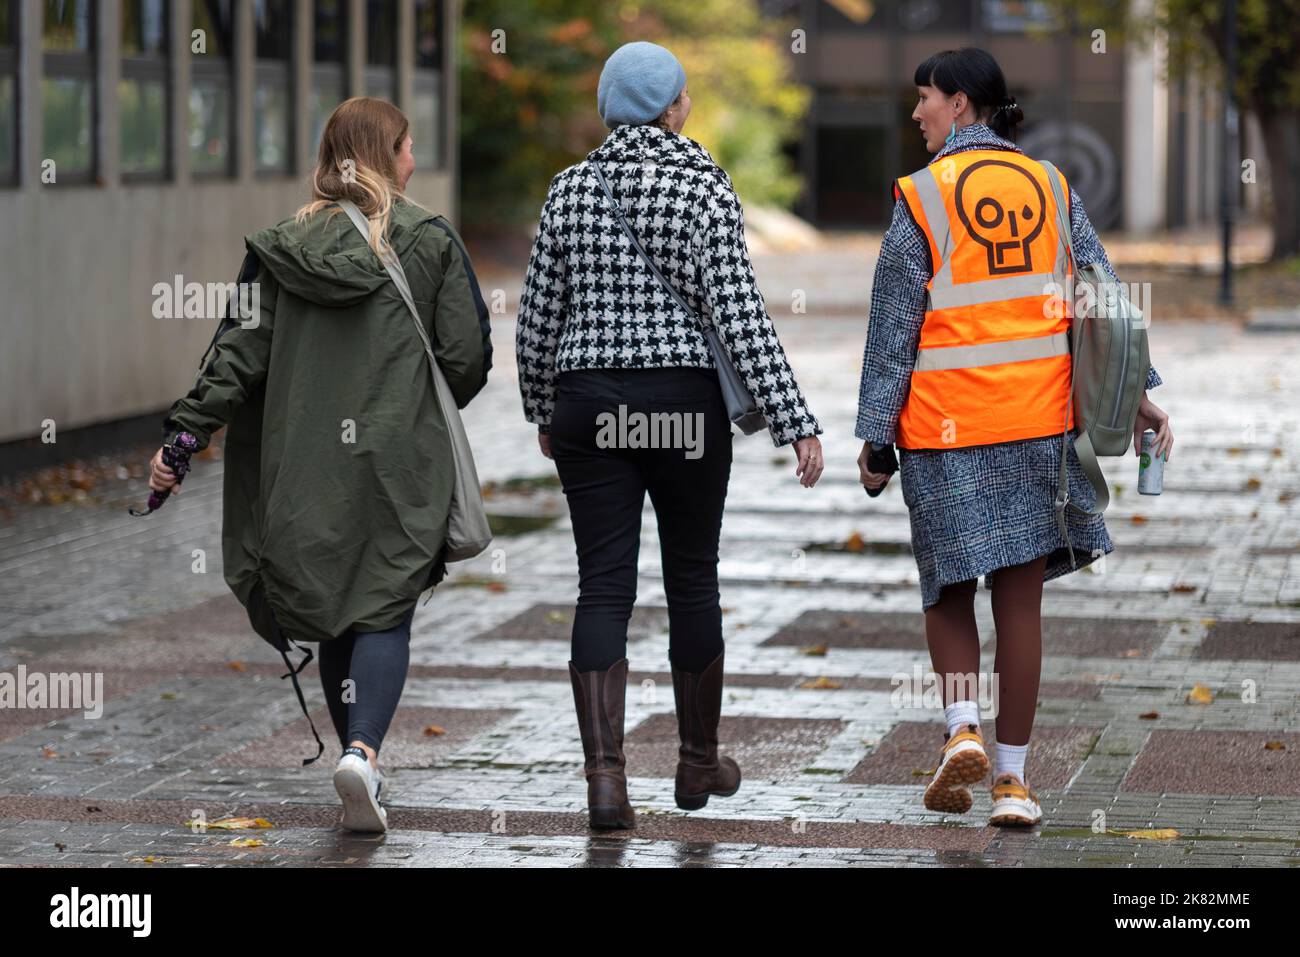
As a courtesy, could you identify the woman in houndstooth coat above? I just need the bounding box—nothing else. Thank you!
[515,41,824,832]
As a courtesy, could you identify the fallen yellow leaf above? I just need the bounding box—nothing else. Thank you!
[1264,741,1286,751]
[190,817,275,831]
[1186,684,1214,704]
[800,643,829,657]
[1113,828,1179,840]
[229,837,265,847]
[800,676,842,690]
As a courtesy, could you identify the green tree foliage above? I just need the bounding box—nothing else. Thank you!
[1043,0,1300,258]
[459,0,809,227]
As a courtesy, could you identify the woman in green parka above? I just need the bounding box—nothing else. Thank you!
[147,97,492,833]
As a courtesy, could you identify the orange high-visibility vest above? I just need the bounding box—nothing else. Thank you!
[892,150,1074,450]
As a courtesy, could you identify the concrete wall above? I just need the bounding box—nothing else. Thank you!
[0,0,459,444]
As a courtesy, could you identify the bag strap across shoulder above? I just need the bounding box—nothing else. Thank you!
[335,199,435,357]
[588,161,714,332]
[334,198,494,565]
[1040,159,1110,569]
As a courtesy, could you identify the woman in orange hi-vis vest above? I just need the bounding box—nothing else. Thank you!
[855,49,1173,827]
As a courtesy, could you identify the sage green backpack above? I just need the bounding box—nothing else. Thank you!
[1040,160,1151,568]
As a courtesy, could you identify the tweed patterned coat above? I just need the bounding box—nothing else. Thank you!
[856,123,1164,611]
[515,122,822,447]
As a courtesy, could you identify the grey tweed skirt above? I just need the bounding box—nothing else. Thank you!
[898,431,1114,611]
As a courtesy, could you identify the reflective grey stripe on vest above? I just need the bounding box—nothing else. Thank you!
[910,165,955,289]
[909,161,1069,313]
[913,331,1069,372]
[929,271,1062,309]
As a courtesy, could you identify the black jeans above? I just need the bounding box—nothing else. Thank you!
[550,367,733,674]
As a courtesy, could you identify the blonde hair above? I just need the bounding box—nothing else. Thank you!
[295,97,423,258]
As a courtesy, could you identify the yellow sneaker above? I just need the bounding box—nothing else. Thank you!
[922,723,990,814]
[988,772,1042,827]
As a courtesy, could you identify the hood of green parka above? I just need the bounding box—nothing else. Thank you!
[244,198,437,307]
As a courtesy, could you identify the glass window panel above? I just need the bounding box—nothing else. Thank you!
[255,0,292,61]
[121,0,166,57]
[192,0,233,59]
[366,0,395,67]
[0,75,14,178]
[982,0,1054,33]
[44,0,93,51]
[310,76,345,156]
[119,77,166,173]
[314,0,344,63]
[189,77,230,173]
[415,0,439,70]
[370,72,395,104]
[42,76,93,173]
[0,0,15,47]
[254,76,291,171]
[412,84,438,170]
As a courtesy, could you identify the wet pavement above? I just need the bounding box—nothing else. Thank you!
[1,251,1298,867]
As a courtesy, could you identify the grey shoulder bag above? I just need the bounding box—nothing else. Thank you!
[336,199,493,563]
[1040,161,1151,570]
[589,161,767,436]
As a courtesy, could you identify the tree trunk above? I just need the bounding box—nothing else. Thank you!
[1257,107,1300,261]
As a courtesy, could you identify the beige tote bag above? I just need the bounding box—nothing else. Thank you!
[337,199,493,562]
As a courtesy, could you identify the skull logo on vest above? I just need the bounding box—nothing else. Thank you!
[954,159,1048,276]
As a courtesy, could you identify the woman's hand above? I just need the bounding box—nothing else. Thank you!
[793,436,823,487]
[1132,393,1173,461]
[857,441,890,492]
[147,447,181,495]
[538,430,553,460]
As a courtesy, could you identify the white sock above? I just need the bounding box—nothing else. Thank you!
[943,700,981,738]
[994,742,1029,784]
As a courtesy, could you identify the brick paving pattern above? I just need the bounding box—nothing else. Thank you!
[1,250,1297,866]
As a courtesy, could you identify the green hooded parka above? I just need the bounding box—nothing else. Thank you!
[162,197,492,648]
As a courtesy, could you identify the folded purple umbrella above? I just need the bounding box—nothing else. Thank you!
[129,431,199,516]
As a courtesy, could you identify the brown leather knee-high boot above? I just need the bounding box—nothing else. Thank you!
[568,657,636,830]
[671,648,742,810]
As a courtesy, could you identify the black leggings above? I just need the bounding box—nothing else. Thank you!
[317,604,415,754]
[550,367,733,674]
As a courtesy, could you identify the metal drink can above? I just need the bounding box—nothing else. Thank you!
[1137,429,1164,495]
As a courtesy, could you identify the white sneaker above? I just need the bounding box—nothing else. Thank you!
[989,772,1043,827]
[333,747,388,833]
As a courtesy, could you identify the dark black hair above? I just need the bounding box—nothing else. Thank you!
[913,47,1023,142]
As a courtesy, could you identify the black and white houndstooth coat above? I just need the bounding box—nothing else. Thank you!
[514,122,822,447]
